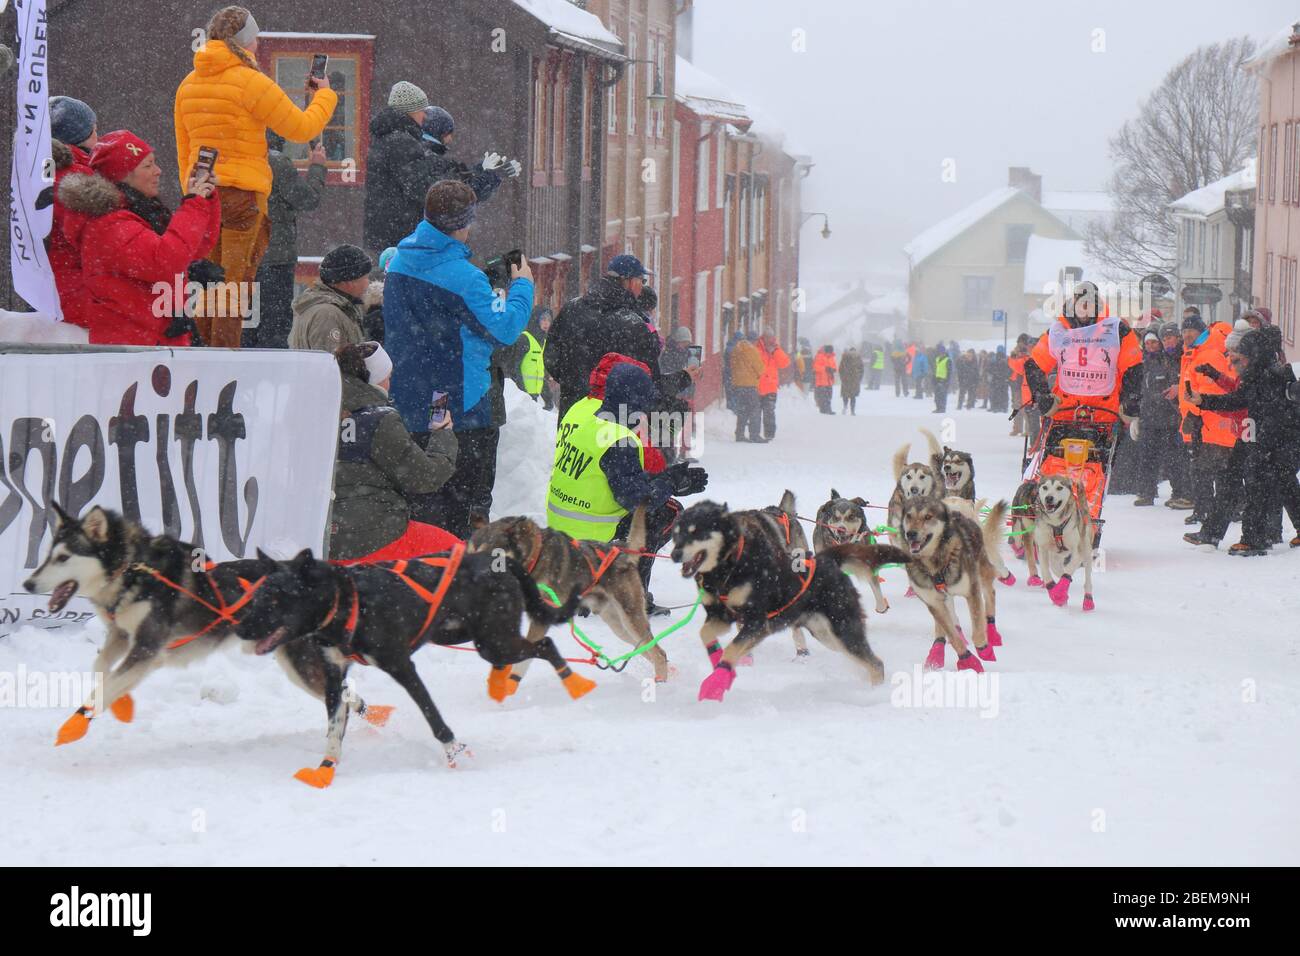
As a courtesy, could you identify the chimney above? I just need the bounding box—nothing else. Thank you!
[1008,166,1042,204]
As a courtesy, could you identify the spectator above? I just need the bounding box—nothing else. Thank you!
[545,255,681,420]
[932,345,951,412]
[419,105,520,200]
[1186,328,1300,554]
[246,133,326,348]
[868,343,885,390]
[497,306,555,409]
[658,326,698,459]
[840,346,864,414]
[384,181,534,539]
[912,347,930,400]
[798,338,816,391]
[729,329,766,442]
[814,344,838,414]
[288,244,372,351]
[363,81,437,253]
[47,97,98,322]
[1133,330,1186,507]
[722,327,745,410]
[56,130,220,345]
[757,327,792,439]
[175,5,338,347]
[988,345,1011,415]
[890,342,908,396]
[330,341,460,562]
[956,349,978,409]
[1178,312,1242,529]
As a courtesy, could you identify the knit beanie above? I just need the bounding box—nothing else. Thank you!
[422,106,455,141]
[49,96,96,147]
[1181,314,1206,333]
[388,81,430,114]
[319,244,372,286]
[423,180,477,233]
[90,130,153,182]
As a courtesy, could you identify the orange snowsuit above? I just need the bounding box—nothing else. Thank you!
[1178,323,1242,448]
[1028,313,1142,417]
[813,351,837,387]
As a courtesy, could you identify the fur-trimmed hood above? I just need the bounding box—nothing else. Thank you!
[51,138,78,171]
[363,279,385,311]
[58,171,123,219]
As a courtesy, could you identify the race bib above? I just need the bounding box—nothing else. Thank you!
[1048,318,1121,397]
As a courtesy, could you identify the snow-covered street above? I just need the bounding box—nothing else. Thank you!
[3,385,1296,866]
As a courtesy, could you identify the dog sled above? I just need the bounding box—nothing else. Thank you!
[1021,403,1121,547]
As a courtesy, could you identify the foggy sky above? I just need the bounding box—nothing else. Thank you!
[690,0,1297,285]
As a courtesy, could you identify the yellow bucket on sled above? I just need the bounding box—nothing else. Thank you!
[1060,438,1093,467]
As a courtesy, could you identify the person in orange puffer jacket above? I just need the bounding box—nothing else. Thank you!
[756,327,792,439]
[813,345,838,414]
[174,5,339,347]
[1177,312,1243,525]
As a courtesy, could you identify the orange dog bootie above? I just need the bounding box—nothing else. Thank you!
[109,694,135,723]
[56,707,93,746]
[294,759,337,789]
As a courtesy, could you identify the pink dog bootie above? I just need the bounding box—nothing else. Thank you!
[998,572,1016,587]
[956,652,985,674]
[923,639,945,671]
[1082,593,1096,612]
[1026,575,1044,588]
[698,664,737,702]
[1048,574,1072,607]
[986,618,1003,647]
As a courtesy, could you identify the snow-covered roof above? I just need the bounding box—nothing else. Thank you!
[1022,236,1108,294]
[1246,22,1300,71]
[904,187,1024,266]
[869,289,909,314]
[259,32,377,40]
[1043,190,1114,214]
[1169,161,1257,217]
[675,56,751,124]
[511,0,622,50]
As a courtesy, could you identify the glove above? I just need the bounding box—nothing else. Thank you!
[1128,418,1141,441]
[505,159,522,178]
[1194,363,1223,383]
[163,315,204,345]
[481,151,506,171]
[672,466,709,496]
[187,259,226,285]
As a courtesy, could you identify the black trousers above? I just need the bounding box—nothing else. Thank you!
[1192,439,1235,521]
[615,499,682,591]
[732,386,761,440]
[760,393,778,439]
[897,370,909,396]
[815,385,833,413]
[933,379,949,412]
[413,427,500,539]
[1200,442,1249,541]
[1242,446,1300,546]
[1136,426,1187,499]
[243,261,296,349]
[868,368,882,389]
[958,382,975,408]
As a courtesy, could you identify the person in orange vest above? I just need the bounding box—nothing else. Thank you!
[1176,311,1243,529]
[813,344,838,414]
[903,342,917,397]
[756,326,792,439]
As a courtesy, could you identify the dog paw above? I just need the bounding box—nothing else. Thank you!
[561,671,597,700]
[923,641,945,671]
[1048,578,1072,607]
[109,694,134,723]
[293,761,336,789]
[986,622,1004,647]
[654,663,680,683]
[698,665,736,702]
[1082,594,1096,612]
[956,653,985,674]
[1026,575,1044,588]
[444,741,473,769]
[55,708,92,746]
[737,654,755,667]
[874,600,890,614]
[487,665,514,703]
[976,644,997,662]
[361,704,395,727]
[998,573,1016,587]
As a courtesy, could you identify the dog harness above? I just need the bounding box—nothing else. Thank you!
[122,563,265,651]
[714,533,819,620]
[334,544,467,664]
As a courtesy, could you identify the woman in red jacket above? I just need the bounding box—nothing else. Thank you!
[56,130,221,346]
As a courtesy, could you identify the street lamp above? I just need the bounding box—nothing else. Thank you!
[802,211,831,239]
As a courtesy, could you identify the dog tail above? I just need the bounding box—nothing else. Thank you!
[623,505,647,553]
[506,559,582,625]
[921,427,943,469]
[892,443,910,482]
[982,500,1009,553]
[827,541,911,581]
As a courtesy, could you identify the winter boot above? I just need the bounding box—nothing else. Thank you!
[1183,531,1219,548]
[1227,541,1268,557]
[1133,496,1154,507]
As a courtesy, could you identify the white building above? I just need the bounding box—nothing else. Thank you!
[1169,161,1257,324]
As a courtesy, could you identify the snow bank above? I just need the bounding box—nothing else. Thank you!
[492,383,556,520]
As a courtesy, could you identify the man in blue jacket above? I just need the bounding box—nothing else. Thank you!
[385,180,534,537]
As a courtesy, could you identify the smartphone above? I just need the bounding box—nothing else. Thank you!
[687,345,703,367]
[193,146,219,184]
[429,391,450,429]
[310,54,329,79]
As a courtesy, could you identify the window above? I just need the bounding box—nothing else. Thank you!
[1294,123,1300,204]
[694,271,709,350]
[532,58,548,171]
[1242,226,1253,273]
[1288,258,1298,346]
[652,233,663,306]
[1286,122,1293,204]
[1265,252,1273,318]
[712,267,724,353]
[550,56,567,173]
[756,177,767,248]
[671,120,680,217]
[607,66,618,134]
[962,276,994,318]
[259,35,374,184]
[651,32,667,139]
[1005,224,1033,264]
[724,174,734,256]
[1211,223,1220,273]
[1270,124,1279,203]
[1199,221,1206,274]
[778,179,787,252]
[739,175,749,249]
[626,31,637,137]
[696,134,710,211]
[580,67,593,170]
[715,131,725,210]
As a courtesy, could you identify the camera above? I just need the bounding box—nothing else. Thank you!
[1286,380,1300,405]
[483,249,523,290]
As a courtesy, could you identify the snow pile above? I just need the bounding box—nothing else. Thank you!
[492,383,556,521]
[511,0,621,47]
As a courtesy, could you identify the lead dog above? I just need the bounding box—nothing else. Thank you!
[235,546,583,786]
[670,500,909,701]
[468,508,670,683]
[897,496,1008,673]
[1030,476,1096,610]
[21,504,389,747]
[813,489,890,616]
[887,430,943,556]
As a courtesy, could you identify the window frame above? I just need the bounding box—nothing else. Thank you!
[257,35,374,187]
[696,134,710,212]
[1270,124,1279,204]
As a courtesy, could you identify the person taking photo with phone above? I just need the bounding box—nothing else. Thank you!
[175,5,338,348]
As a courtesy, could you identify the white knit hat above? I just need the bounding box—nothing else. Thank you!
[1225,320,1252,353]
[363,342,393,385]
[388,81,430,114]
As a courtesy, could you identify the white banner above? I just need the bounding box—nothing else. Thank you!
[9,0,61,320]
[0,347,341,635]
